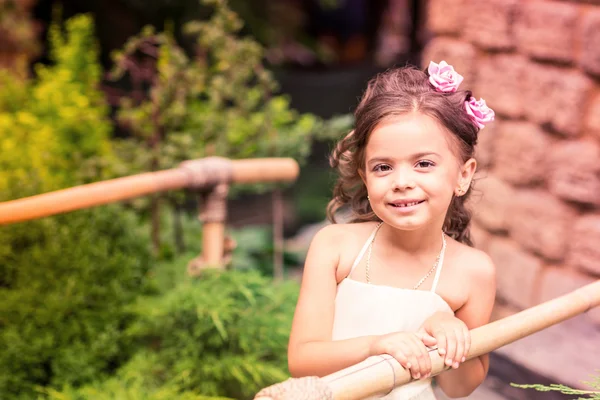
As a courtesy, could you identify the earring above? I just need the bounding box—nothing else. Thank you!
[456,186,468,196]
[367,195,370,200]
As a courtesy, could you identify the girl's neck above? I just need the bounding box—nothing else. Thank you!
[377,221,445,255]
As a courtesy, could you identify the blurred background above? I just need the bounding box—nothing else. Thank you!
[0,0,599,399]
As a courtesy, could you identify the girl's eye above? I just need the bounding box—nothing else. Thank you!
[415,160,435,169]
[373,164,392,172]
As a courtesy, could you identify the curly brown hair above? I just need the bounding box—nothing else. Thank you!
[327,65,480,246]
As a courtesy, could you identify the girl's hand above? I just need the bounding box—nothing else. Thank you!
[420,312,471,370]
[370,331,438,380]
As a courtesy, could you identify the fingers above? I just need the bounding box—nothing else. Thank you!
[445,329,457,368]
[387,336,432,380]
[463,325,471,363]
[390,346,420,379]
[394,343,421,379]
[417,331,437,347]
[443,325,471,369]
[406,337,431,378]
[422,317,472,370]
[415,339,431,379]
[452,327,464,369]
[390,347,411,372]
[434,329,448,360]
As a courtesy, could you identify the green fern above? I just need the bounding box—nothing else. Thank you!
[44,268,299,400]
[511,371,600,399]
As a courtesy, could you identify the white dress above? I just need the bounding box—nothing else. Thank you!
[331,225,453,399]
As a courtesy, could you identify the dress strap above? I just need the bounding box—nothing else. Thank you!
[430,232,447,294]
[347,222,383,278]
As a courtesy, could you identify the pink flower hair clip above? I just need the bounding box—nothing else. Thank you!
[427,60,495,129]
[464,97,495,129]
[427,60,464,92]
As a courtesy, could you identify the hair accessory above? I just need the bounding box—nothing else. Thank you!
[427,60,495,129]
[464,97,495,129]
[427,60,464,93]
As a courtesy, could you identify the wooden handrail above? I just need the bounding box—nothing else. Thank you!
[254,280,600,399]
[0,157,299,225]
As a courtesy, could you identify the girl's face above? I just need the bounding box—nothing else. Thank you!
[361,112,476,232]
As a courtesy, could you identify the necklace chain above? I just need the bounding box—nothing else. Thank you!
[365,222,447,290]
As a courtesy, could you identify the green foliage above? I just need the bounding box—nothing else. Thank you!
[291,164,336,224]
[151,210,303,277]
[0,206,152,399]
[0,8,324,400]
[107,0,325,251]
[109,0,320,182]
[128,269,297,399]
[43,268,299,400]
[229,225,302,276]
[511,372,600,399]
[0,14,154,400]
[40,354,233,400]
[113,0,339,66]
[0,13,113,195]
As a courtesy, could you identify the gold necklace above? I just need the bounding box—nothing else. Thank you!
[365,222,447,290]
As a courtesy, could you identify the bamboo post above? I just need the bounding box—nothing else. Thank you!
[254,280,600,400]
[272,188,285,281]
[0,157,299,225]
[188,182,230,275]
[201,222,226,265]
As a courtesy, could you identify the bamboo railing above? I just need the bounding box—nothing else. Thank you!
[254,279,600,400]
[0,157,299,272]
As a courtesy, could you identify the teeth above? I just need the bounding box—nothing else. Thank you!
[396,201,420,207]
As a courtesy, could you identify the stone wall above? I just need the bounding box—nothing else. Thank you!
[424,0,600,387]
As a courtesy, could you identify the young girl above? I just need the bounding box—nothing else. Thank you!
[288,61,497,399]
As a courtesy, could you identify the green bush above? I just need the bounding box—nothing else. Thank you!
[0,14,155,399]
[43,268,299,400]
[0,13,113,196]
[228,225,302,276]
[0,206,152,399]
[0,9,304,400]
[127,269,297,399]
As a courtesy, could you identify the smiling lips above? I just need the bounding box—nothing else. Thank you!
[388,199,426,208]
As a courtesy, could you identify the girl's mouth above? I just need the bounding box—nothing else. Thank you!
[389,200,426,208]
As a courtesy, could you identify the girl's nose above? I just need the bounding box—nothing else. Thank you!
[392,169,416,190]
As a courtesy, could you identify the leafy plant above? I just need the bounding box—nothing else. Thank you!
[229,225,303,276]
[0,206,152,400]
[0,15,153,400]
[511,372,600,399]
[108,0,321,252]
[128,269,298,399]
[0,13,113,196]
[42,268,299,400]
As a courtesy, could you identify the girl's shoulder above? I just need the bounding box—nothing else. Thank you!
[446,237,496,285]
[309,221,380,270]
[300,222,379,284]
[439,238,496,311]
[313,221,380,247]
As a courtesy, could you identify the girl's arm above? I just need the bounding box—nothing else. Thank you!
[287,225,379,377]
[434,252,497,398]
